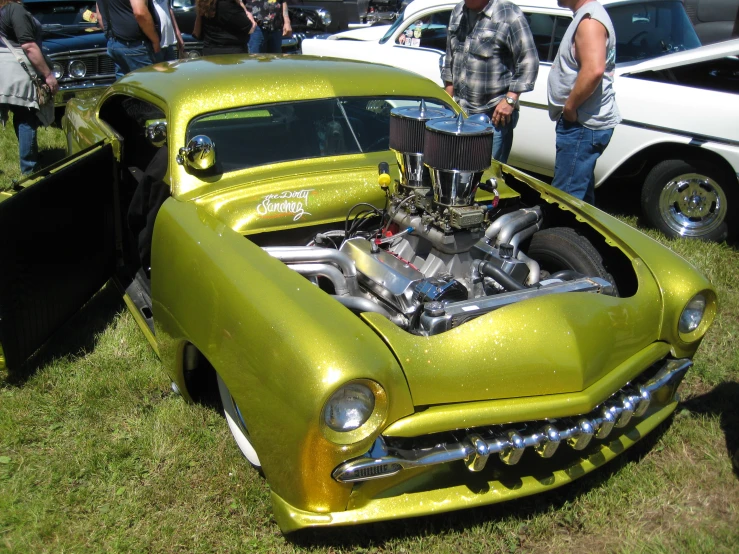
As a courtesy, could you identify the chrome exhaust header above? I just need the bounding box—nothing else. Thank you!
[332,358,691,483]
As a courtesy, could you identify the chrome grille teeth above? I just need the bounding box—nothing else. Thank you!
[465,434,490,472]
[568,419,595,450]
[632,388,651,417]
[616,397,635,428]
[595,406,618,439]
[331,359,692,483]
[534,424,561,458]
[500,431,525,465]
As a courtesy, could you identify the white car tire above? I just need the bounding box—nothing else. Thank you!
[641,159,734,241]
[216,373,262,469]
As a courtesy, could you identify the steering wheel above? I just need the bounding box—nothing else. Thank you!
[627,30,650,47]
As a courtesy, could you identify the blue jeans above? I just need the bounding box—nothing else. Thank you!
[248,25,283,53]
[107,38,156,79]
[551,118,614,205]
[161,45,178,62]
[8,105,40,175]
[492,108,518,164]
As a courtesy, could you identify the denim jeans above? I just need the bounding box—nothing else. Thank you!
[248,25,283,53]
[161,45,178,62]
[551,118,614,205]
[8,105,40,175]
[107,38,156,79]
[491,108,518,164]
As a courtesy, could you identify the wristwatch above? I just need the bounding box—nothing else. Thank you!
[504,95,517,107]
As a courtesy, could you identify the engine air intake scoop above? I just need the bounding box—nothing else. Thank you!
[389,101,455,189]
[424,113,493,207]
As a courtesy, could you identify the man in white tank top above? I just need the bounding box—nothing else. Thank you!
[547,0,621,204]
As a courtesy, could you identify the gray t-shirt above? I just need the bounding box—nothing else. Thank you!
[547,1,621,129]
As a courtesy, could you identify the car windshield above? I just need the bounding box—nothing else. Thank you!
[608,0,702,62]
[24,0,100,32]
[380,9,408,44]
[187,97,453,173]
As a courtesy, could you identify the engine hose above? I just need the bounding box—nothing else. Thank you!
[548,269,586,281]
[477,261,527,292]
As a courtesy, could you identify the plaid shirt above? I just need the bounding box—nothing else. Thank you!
[441,0,539,114]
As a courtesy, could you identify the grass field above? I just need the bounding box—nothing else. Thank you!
[1,120,738,553]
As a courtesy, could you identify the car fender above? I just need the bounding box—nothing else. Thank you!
[150,197,415,513]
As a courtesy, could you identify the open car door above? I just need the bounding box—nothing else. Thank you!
[0,142,119,373]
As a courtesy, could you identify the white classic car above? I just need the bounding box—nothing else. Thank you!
[302,0,739,241]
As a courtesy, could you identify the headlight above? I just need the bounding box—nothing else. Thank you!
[68,60,86,79]
[51,62,64,79]
[324,383,375,431]
[316,8,331,27]
[186,50,201,59]
[679,293,706,334]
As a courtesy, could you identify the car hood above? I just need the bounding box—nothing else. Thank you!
[617,38,739,76]
[328,25,390,41]
[42,29,108,54]
[362,260,663,407]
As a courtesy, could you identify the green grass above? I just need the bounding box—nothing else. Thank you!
[1,123,738,553]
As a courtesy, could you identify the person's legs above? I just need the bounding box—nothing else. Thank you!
[10,105,40,175]
[161,45,178,62]
[491,109,519,164]
[107,39,155,78]
[264,29,283,53]
[248,26,265,53]
[551,119,613,204]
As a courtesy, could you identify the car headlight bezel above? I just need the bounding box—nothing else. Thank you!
[321,379,387,445]
[68,60,87,79]
[51,62,64,80]
[678,290,716,342]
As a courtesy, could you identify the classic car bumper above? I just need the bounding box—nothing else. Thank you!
[270,356,689,532]
[56,80,115,107]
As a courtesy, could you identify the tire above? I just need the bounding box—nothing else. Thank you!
[641,159,734,241]
[528,227,617,295]
[216,373,261,469]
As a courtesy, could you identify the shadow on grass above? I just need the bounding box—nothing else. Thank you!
[288,419,673,548]
[39,147,68,168]
[681,381,739,477]
[3,283,124,386]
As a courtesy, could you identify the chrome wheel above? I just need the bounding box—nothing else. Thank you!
[216,373,261,468]
[658,172,728,238]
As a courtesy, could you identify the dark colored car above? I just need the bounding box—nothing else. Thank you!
[171,0,330,49]
[27,0,201,108]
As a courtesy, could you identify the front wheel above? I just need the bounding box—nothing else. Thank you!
[216,373,261,469]
[528,227,618,295]
[641,159,734,241]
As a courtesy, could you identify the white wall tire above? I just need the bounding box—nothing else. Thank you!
[216,373,261,469]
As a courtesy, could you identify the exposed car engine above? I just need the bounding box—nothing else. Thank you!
[265,102,615,335]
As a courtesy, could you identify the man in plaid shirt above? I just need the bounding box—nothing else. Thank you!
[442,0,538,163]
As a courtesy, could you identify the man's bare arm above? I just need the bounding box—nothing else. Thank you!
[130,0,161,52]
[563,16,607,121]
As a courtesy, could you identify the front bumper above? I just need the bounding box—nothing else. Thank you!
[55,80,114,107]
[271,357,690,532]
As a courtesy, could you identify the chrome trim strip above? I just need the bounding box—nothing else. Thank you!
[517,101,739,149]
[332,358,691,483]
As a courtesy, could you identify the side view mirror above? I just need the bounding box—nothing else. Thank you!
[176,135,216,170]
[145,119,167,147]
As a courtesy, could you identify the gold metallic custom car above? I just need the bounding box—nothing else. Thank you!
[0,56,717,533]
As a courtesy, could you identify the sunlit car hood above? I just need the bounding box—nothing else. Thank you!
[363,260,662,406]
[617,38,739,76]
